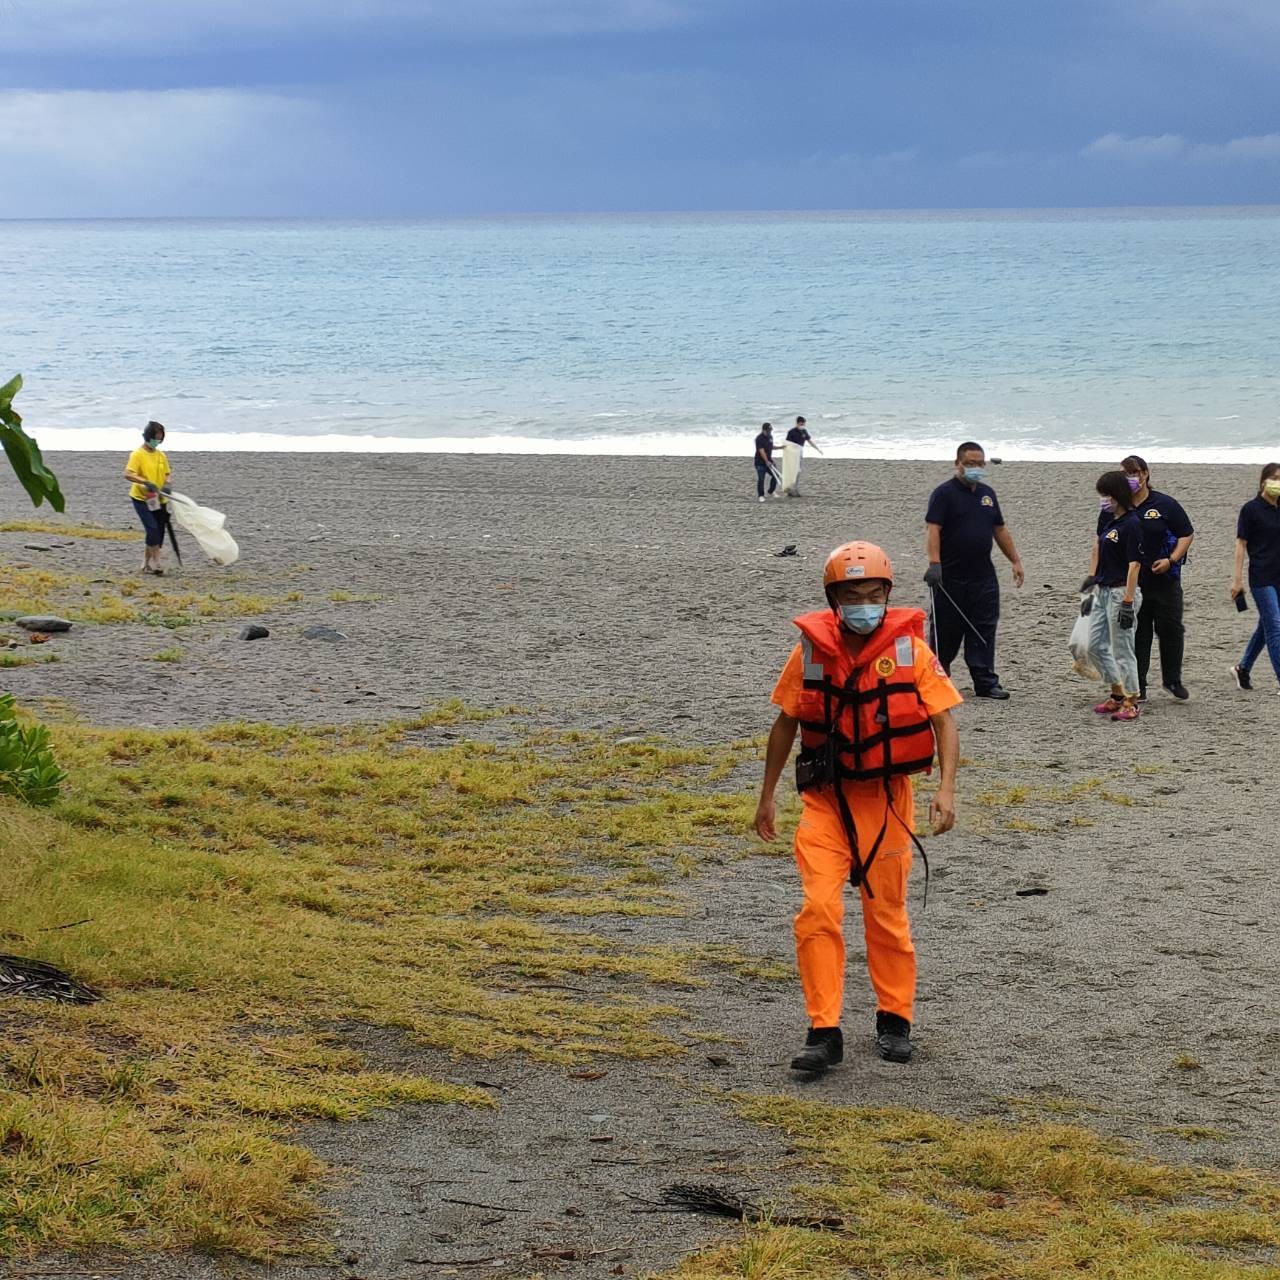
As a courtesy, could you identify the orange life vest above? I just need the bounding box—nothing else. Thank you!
[794,606,936,786]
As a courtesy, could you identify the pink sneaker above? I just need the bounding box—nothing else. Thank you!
[1111,703,1140,722]
[1093,697,1122,715]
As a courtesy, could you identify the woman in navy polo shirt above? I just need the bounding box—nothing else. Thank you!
[1085,470,1144,722]
[1231,461,1280,692]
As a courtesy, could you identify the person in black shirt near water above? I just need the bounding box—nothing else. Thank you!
[924,442,1025,699]
[753,423,778,502]
[1231,461,1280,692]
[1085,470,1145,722]
[1118,455,1194,701]
[780,415,821,496]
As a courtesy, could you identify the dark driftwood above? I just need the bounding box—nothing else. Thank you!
[631,1182,845,1231]
[0,954,102,1004]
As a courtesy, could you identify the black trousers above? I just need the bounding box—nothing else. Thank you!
[932,573,1000,693]
[1135,574,1185,693]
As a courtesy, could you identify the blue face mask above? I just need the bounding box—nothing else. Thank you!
[962,466,986,484]
[840,603,886,634]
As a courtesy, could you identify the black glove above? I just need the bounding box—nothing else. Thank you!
[1079,575,1097,594]
[1118,600,1135,630]
[924,563,943,587]
[1079,595,1093,617]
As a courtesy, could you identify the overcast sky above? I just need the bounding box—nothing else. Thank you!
[3,0,1279,217]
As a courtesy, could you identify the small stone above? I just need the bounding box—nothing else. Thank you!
[306,535,323,542]
[615,735,644,745]
[239,624,270,641]
[16,616,72,633]
[302,624,348,642]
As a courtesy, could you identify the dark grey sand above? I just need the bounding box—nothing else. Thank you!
[4,453,1278,1280]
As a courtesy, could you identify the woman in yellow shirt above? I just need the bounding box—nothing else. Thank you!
[123,421,173,575]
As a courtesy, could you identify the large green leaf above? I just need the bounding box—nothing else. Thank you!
[0,374,65,512]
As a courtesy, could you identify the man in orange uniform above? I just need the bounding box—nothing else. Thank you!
[754,541,962,1070]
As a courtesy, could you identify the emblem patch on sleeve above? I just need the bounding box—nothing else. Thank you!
[876,656,897,677]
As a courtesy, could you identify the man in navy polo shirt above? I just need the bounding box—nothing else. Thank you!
[924,442,1025,699]
[1119,455,1194,701]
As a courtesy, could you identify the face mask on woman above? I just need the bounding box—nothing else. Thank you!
[1126,474,1142,493]
[1264,479,1280,499]
[1099,497,1115,514]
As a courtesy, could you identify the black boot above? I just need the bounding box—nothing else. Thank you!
[875,1012,912,1063]
[790,1026,843,1074]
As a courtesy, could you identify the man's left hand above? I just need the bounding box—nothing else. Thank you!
[1011,560,1025,589]
[930,788,956,835]
[1152,558,1171,575]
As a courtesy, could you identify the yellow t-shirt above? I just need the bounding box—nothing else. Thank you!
[126,446,171,503]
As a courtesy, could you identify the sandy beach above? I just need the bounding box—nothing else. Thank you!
[5,450,1278,1278]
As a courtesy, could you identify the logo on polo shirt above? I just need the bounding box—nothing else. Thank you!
[1106,529,1119,542]
[1144,508,1162,519]
[981,495,994,507]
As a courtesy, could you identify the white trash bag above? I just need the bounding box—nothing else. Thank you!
[1069,595,1099,680]
[167,492,239,566]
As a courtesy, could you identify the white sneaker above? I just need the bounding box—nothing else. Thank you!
[758,496,766,503]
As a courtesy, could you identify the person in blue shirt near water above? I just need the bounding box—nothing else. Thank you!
[754,422,778,502]
[1230,461,1280,692]
[924,442,1025,700]
[1118,455,1194,702]
[1084,470,1145,722]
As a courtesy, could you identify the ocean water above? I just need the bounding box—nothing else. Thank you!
[3,209,1279,460]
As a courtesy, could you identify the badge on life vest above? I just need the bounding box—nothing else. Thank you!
[875,656,896,677]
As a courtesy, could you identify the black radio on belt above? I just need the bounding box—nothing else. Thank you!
[795,751,833,792]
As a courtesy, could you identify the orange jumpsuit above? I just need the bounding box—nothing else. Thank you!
[772,634,961,1027]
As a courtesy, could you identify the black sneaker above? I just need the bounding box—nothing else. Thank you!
[1232,664,1253,691]
[974,685,1010,700]
[789,1027,843,1074]
[1162,682,1189,701]
[875,1012,913,1063]
[1136,689,1148,703]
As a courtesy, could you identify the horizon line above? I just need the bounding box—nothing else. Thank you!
[5,202,1280,226]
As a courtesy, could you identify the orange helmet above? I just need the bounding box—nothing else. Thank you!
[823,541,894,595]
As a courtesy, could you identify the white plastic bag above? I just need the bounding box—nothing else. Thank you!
[167,492,239,566]
[1069,596,1099,680]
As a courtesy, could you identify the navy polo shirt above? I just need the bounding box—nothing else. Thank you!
[754,432,774,464]
[786,426,811,445]
[1237,496,1280,589]
[1096,511,1142,588]
[1096,490,1194,583]
[925,477,1005,578]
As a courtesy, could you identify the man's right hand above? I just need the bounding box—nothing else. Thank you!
[923,563,943,587]
[753,796,777,842]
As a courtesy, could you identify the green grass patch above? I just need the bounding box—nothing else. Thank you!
[1,565,290,629]
[673,1095,1280,1280]
[149,647,185,663]
[0,519,140,542]
[0,653,60,668]
[0,711,760,1261]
